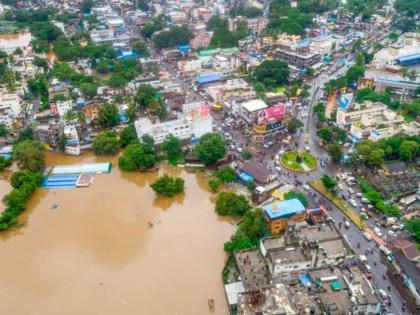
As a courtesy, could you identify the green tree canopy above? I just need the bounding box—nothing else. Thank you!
[13,140,45,172]
[224,209,268,252]
[162,134,183,164]
[119,124,138,148]
[194,133,226,166]
[321,175,336,192]
[328,143,343,163]
[215,192,252,217]
[253,60,289,88]
[287,117,303,134]
[153,25,193,49]
[405,218,420,242]
[118,143,156,172]
[214,166,237,184]
[92,131,120,155]
[98,103,120,128]
[150,175,185,197]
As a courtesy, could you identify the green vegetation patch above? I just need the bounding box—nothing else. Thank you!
[281,151,317,172]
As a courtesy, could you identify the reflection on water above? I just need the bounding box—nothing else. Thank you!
[0,152,234,315]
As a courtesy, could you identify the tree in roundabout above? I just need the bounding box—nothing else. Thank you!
[280,150,318,172]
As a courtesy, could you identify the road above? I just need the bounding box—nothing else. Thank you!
[304,186,406,314]
[291,31,408,314]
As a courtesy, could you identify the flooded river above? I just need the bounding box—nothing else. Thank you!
[0,152,235,315]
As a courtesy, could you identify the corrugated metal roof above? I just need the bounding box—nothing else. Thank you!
[263,199,306,220]
[396,53,420,62]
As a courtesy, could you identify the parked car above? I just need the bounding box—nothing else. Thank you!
[356,193,363,198]
[303,184,311,191]
[349,199,358,207]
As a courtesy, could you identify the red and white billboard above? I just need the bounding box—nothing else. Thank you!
[257,103,286,124]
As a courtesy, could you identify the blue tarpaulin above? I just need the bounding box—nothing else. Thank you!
[239,172,253,183]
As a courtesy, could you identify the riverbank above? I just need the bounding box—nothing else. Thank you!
[0,151,234,315]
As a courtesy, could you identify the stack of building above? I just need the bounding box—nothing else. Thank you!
[225,221,381,314]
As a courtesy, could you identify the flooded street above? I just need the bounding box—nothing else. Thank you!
[0,152,234,315]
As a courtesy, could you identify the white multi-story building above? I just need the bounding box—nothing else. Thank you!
[135,103,213,144]
[0,92,21,128]
[337,101,420,141]
[63,125,81,155]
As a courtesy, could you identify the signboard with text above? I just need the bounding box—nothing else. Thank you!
[257,103,286,125]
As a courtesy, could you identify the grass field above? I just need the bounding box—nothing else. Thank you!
[281,151,318,172]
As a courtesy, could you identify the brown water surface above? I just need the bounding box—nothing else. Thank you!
[0,152,234,315]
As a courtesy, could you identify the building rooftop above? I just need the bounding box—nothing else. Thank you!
[235,249,269,290]
[238,284,297,315]
[299,224,340,243]
[241,99,267,113]
[263,199,306,220]
[239,159,273,184]
[269,247,308,265]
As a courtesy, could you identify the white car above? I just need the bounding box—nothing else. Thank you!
[349,199,358,207]
[363,232,373,241]
[374,227,383,238]
[387,230,396,237]
[348,188,354,194]
[303,184,310,191]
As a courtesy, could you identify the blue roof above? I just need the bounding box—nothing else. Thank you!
[196,73,221,84]
[396,53,420,63]
[263,199,306,220]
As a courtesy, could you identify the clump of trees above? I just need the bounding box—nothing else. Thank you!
[253,60,289,89]
[98,103,120,128]
[208,166,237,192]
[0,155,12,171]
[316,127,346,144]
[13,140,45,173]
[141,18,164,39]
[405,218,420,242]
[118,135,157,172]
[230,5,262,18]
[92,131,120,155]
[0,171,43,230]
[324,65,365,94]
[207,16,249,48]
[153,25,193,49]
[150,175,185,197]
[224,209,269,252]
[356,135,419,167]
[136,84,166,119]
[215,192,251,216]
[359,179,400,217]
[321,175,336,192]
[162,134,184,165]
[119,124,138,148]
[194,133,226,166]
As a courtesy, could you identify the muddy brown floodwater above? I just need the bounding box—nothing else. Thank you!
[0,152,235,315]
